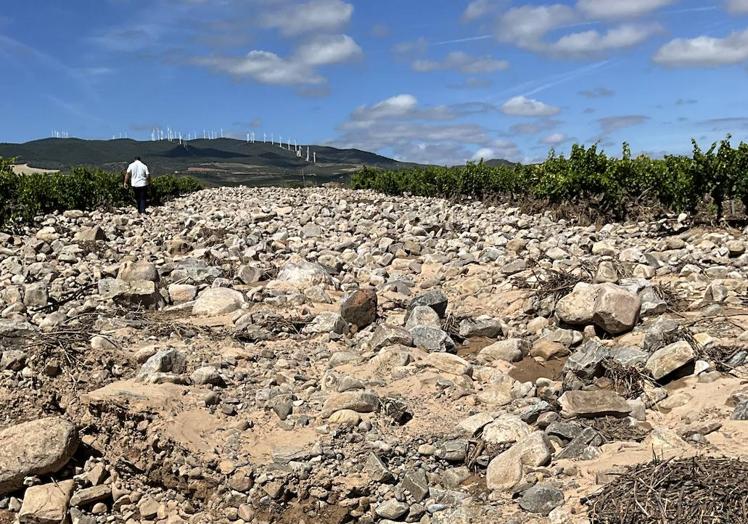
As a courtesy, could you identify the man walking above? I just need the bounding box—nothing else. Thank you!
[124,156,150,214]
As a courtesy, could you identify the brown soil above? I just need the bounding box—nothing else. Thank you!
[509,356,566,383]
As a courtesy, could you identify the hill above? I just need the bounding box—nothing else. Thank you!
[0,138,411,187]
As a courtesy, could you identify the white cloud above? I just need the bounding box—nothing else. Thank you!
[496,4,578,50]
[261,0,353,36]
[294,34,362,66]
[472,147,496,161]
[542,132,567,145]
[576,0,675,19]
[726,0,748,13]
[549,23,660,56]
[501,96,560,117]
[196,50,322,85]
[653,29,748,66]
[463,0,501,22]
[332,94,521,164]
[412,51,508,73]
[598,115,649,133]
[195,32,362,86]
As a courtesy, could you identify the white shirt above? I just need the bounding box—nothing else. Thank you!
[127,160,150,187]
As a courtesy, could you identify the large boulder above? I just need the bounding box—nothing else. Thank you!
[192,288,245,316]
[556,283,640,334]
[0,417,79,495]
[340,289,377,329]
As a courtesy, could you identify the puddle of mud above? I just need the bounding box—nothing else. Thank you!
[509,356,566,383]
[457,337,494,358]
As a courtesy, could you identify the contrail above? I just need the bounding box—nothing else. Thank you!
[433,34,492,46]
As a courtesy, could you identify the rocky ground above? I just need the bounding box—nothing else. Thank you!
[1,186,747,524]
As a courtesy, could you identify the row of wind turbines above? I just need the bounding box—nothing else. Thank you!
[149,127,318,163]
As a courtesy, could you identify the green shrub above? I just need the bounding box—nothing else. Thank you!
[0,161,202,229]
[350,137,748,221]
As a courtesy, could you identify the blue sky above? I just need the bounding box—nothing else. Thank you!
[1,0,748,164]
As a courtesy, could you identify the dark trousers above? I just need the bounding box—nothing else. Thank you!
[133,186,148,214]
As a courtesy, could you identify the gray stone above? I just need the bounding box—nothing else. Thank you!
[486,432,552,491]
[321,390,379,417]
[138,349,187,379]
[407,289,448,319]
[74,226,107,242]
[402,468,429,502]
[117,260,159,282]
[732,399,748,420]
[376,499,409,520]
[1,349,26,371]
[192,287,245,316]
[410,326,455,352]
[519,484,564,515]
[23,282,48,308]
[458,316,503,338]
[370,324,413,350]
[303,312,348,335]
[365,453,394,483]
[405,305,441,330]
[69,485,111,508]
[191,366,225,386]
[478,339,526,363]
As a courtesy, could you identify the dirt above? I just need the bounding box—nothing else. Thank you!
[508,356,566,383]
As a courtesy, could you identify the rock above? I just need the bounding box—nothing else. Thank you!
[303,312,348,335]
[365,453,394,483]
[402,468,429,502]
[375,499,409,520]
[98,278,162,307]
[0,417,79,495]
[486,432,552,491]
[168,284,197,304]
[406,305,442,330]
[23,282,48,308]
[556,283,640,334]
[192,287,245,316]
[70,485,111,508]
[18,480,74,524]
[340,289,377,329]
[457,413,494,436]
[321,391,380,417]
[370,324,413,350]
[645,341,695,380]
[411,326,455,352]
[424,353,472,376]
[272,255,332,288]
[731,399,748,420]
[236,265,262,284]
[482,414,532,444]
[558,390,631,418]
[530,340,569,360]
[458,316,503,338]
[727,240,745,257]
[117,260,159,282]
[191,366,225,386]
[407,289,448,319]
[1,349,26,371]
[478,339,526,363]
[328,409,361,426]
[74,226,107,242]
[137,348,187,379]
[519,484,564,515]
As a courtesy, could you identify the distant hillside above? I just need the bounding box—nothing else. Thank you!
[0,138,412,187]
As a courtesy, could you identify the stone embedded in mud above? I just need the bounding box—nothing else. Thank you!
[0,417,79,495]
[340,288,378,329]
[478,339,527,363]
[192,287,245,316]
[18,480,75,524]
[645,340,695,380]
[558,390,631,418]
[458,316,503,338]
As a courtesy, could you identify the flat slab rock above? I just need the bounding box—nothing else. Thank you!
[19,480,75,524]
[558,390,631,418]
